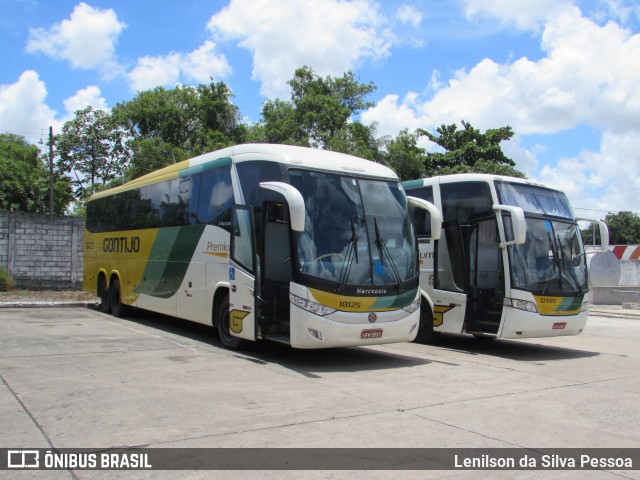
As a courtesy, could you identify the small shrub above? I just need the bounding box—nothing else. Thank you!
[0,267,15,292]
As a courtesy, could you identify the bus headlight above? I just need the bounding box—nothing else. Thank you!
[580,301,589,313]
[504,297,538,313]
[289,293,336,316]
[402,297,421,314]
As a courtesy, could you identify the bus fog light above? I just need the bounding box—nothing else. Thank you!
[308,328,322,340]
[504,297,538,313]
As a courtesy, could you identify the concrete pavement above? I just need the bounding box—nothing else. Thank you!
[0,306,639,479]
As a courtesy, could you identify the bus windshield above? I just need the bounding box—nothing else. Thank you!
[289,169,418,290]
[506,219,588,295]
[496,181,574,219]
[496,182,587,296]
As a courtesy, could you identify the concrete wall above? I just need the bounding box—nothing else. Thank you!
[588,246,640,305]
[0,211,84,290]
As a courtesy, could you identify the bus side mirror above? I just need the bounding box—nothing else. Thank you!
[577,218,610,252]
[494,205,526,247]
[407,196,442,240]
[260,182,306,232]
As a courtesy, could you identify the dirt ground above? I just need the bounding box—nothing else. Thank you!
[0,289,98,303]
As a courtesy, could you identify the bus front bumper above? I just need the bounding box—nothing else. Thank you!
[289,307,420,349]
[499,308,588,339]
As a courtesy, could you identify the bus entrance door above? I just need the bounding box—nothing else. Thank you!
[260,202,293,344]
[228,206,257,342]
[464,215,504,335]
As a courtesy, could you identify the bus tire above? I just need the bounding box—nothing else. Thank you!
[99,277,111,313]
[414,300,438,343]
[109,278,130,318]
[216,294,243,350]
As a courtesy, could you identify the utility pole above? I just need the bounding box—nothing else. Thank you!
[49,126,54,215]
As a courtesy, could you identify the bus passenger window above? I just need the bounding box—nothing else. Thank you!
[197,169,234,225]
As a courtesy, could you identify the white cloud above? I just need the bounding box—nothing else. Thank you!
[126,41,231,92]
[0,72,113,146]
[364,7,640,138]
[26,2,126,75]
[207,0,393,98]
[396,4,423,28]
[0,71,60,143]
[463,0,571,32]
[183,41,232,84]
[537,131,640,216]
[363,5,640,214]
[63,86,109,118]
[127,53,183,92]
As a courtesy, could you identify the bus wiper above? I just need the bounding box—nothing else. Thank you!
[374,218,403,291]
[557,235,583,295]
[338,217,359,291]
[542,231,561,294]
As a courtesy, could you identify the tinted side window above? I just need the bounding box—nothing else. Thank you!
[236,161,284,208]
[409,186,433,237]
[197,168,234,228]
[437,181,493,292]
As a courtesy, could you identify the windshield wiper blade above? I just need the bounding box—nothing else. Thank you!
[338,217,358,292]
[541,231,560,294]
[557,234,584,295]
[374,218,403,291]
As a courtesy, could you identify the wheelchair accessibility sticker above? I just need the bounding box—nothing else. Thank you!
[229,267,235,281]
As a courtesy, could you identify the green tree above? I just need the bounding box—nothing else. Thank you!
[56,106,129,198]
[383,129,425,181]
[289,66,377,149]
[112,81,245,178]
[582,211,640,245]
[256,66,380,158]
[0,134,71,214]
[418,120,525,178]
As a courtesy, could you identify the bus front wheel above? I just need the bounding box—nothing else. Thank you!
[414,300,439,344]
[216,295,243,350]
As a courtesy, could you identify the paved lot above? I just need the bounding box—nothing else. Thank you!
[1,306,639,479]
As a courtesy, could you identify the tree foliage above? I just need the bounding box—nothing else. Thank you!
[254,66,380,159]
[382,129,425,181]
[112,81,246,178]
[56,106,129,198]
[582,211,640,245]
[0,133,71,213]
[418,120,525,178]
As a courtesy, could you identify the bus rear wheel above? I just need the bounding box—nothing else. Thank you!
[216,295,243,350]
[98,277,111,313]
[109,278,130,318]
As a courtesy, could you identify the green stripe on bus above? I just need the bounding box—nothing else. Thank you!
[179,157,232,178]
[401,179,425,189]
[135,224,206,299]
[371,288,418,309]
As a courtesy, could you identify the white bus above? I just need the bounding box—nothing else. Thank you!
[84,144,440,349]
[404,174,609,342]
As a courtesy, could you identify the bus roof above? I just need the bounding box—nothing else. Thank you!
[403,173,555,191]
[90,143,398,201]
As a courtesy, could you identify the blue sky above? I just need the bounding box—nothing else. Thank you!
[1,0,639,218]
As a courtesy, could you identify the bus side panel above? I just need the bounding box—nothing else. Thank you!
[84,229,159,306]
[177,225,231,324]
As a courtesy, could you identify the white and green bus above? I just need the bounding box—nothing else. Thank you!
[404,174,609,342]
[84,144,439,349]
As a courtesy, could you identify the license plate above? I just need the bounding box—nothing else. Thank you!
[361,328,383,339]
[552,322,567,330]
